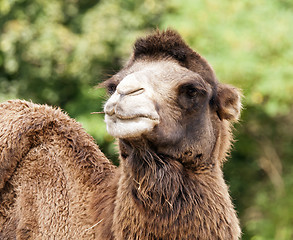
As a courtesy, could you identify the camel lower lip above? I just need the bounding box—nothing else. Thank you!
[114,115,159,122]
[104,114,160,138]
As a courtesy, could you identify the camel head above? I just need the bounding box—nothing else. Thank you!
[103,30,241,166]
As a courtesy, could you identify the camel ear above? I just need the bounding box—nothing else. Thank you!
[216,84,242,121]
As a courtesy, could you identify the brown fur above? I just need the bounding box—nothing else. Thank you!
[0,30,241,239]
[0,100,115,239]
[132,29,217,87]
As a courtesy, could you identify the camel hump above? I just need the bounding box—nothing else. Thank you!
[0,100,113,190]
[0,100,114,238]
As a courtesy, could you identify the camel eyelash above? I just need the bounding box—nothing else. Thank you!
[179,83,207,98]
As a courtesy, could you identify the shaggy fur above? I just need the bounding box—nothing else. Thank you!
[0,100,115,239]
[132,29,217,89]
[0,30,241,239]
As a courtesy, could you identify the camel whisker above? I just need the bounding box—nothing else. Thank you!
[85,219,104,232]
[91,111,105,114]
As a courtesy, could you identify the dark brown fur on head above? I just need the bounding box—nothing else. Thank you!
[132,29,217,87]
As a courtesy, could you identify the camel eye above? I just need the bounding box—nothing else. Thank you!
[107,83,117,95]
[185,85,197,98]
[179,83,198,98]
[178,82,207,110]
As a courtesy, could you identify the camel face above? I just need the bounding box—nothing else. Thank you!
[104,59,214,151]
[104,29,241,164]
[104,60,175,139]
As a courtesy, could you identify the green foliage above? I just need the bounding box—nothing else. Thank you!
[1,0,292,239]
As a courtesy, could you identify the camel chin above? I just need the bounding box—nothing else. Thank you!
[105,114,159,139]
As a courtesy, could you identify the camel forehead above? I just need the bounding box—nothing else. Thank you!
[123,60,197,84]
[128,60,180,73]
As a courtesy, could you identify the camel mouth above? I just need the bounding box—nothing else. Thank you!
[106,113,160,127]
[104,108,160,122]
[104,114,160,138]
[114,114,160,122]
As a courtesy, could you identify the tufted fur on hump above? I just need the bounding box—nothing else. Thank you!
[0,100,115,239]
[132,29,218,88]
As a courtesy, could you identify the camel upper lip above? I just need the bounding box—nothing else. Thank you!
[106,113,159,121]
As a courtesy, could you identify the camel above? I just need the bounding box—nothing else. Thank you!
[0,29,241,239]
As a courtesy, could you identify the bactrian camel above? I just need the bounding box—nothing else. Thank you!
[0,29,241,239]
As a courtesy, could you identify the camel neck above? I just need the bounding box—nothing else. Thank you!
[120,146,219,214]
[112,147,237,240]
[121,151,191,215]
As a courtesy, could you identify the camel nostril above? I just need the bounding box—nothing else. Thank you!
[118,88,145,96]
[129,88,145,96]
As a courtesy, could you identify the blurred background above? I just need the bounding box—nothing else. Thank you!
[1,0,292,239]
